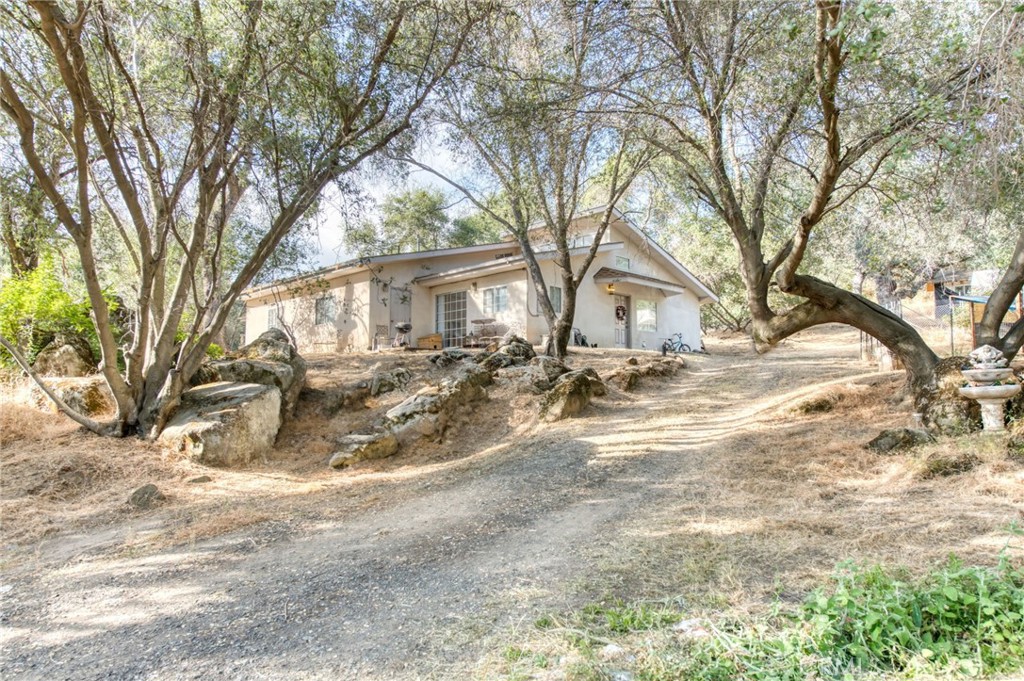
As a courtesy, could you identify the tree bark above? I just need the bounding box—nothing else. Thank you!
[976,227,1024,359]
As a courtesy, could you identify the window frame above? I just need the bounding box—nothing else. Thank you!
[549,285,563,314]
[636,299,657,332]
[315,295,336,326]
[482,285,509,316]
[615,255,631,271]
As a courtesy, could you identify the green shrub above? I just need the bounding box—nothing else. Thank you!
[205,343,225,360]
[0,254,96,365]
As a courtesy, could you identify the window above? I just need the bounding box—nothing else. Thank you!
[637,300,657,332]
[315,295,336,325]
[268,305,281,330]
[483,285,508,315]
[549,285,563,314]
[615,256,631,270]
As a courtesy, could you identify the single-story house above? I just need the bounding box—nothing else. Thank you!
[240,207,718,353]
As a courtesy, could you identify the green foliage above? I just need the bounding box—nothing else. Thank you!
[205,343,225,360]
[523,557,1024,681]
[0,254,96,364]
[580,601,682,634]
[664,558,1024,680]
[345,189,504,257]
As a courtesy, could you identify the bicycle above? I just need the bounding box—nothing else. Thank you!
[661,333,690,355]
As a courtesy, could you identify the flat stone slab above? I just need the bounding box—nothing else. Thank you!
[329,432,399,469]
[158,382,282,467]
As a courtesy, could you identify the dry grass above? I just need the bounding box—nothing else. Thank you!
[567,369,1024,621]
[0,345,661,556]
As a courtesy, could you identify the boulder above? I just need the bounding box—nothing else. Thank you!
[446,363,493,389]
[556,367,606,397]
[158,382,282,467]
[196,330,307,418]
[923,356,981,435]
[920,451,980,479]
[541,371,594,422]
[496,335,536,361]
[329,432,399,468]
[29,376,115,416]
[128,484,165,510]
[529,355,568,382]
[386,365,489,445]
[608,368,641,392]
[370,367,412,396]
[478,352,517,372]
[865,428,936,454]
[32,343,93,377]
[625,357,639,366]
[202,358,302,418]
[497,365,553,394]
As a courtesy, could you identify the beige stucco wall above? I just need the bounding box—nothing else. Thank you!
[242,218,708,352]
[524,233,704,351]
[244,270,373,352]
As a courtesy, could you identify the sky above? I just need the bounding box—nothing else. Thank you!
[311,140,467,267]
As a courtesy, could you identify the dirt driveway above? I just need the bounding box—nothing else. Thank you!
[2,327,1021,680]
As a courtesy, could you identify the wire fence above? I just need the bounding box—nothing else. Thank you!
[860,293,1022,370]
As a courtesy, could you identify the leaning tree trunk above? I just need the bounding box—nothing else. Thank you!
[976,227,1024,360]
[757,273,941,412]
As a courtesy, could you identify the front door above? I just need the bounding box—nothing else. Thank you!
[614,294,630,348]
[436,291,467,347]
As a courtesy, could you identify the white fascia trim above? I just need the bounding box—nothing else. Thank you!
[413,242,625,286]
[603,206,720,304]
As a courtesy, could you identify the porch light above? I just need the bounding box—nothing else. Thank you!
[606,284,615,295]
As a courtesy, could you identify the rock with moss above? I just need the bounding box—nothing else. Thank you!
[920,451,980,479]
[158,382,282,467]
[924,356,981,435]
[866,428,936,454]
[29,376,115,416]
[329,432,399,468]
[478,351,517,372]
[541,371,594,422]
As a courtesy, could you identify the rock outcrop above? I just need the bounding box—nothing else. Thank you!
[542,371,597,422]
[385,364,490,445]
[428,348,473,368]
[194,330,306,418]
[158,382,282,467]
[30,376,114,416]
[329,432,400,468]
[865,428,936,454]
[370,367,412,396]
[32,343,93,377]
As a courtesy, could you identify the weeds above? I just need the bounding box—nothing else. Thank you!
[512,556,1024,680]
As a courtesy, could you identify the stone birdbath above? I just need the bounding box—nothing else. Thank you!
[959,345,1021,433]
